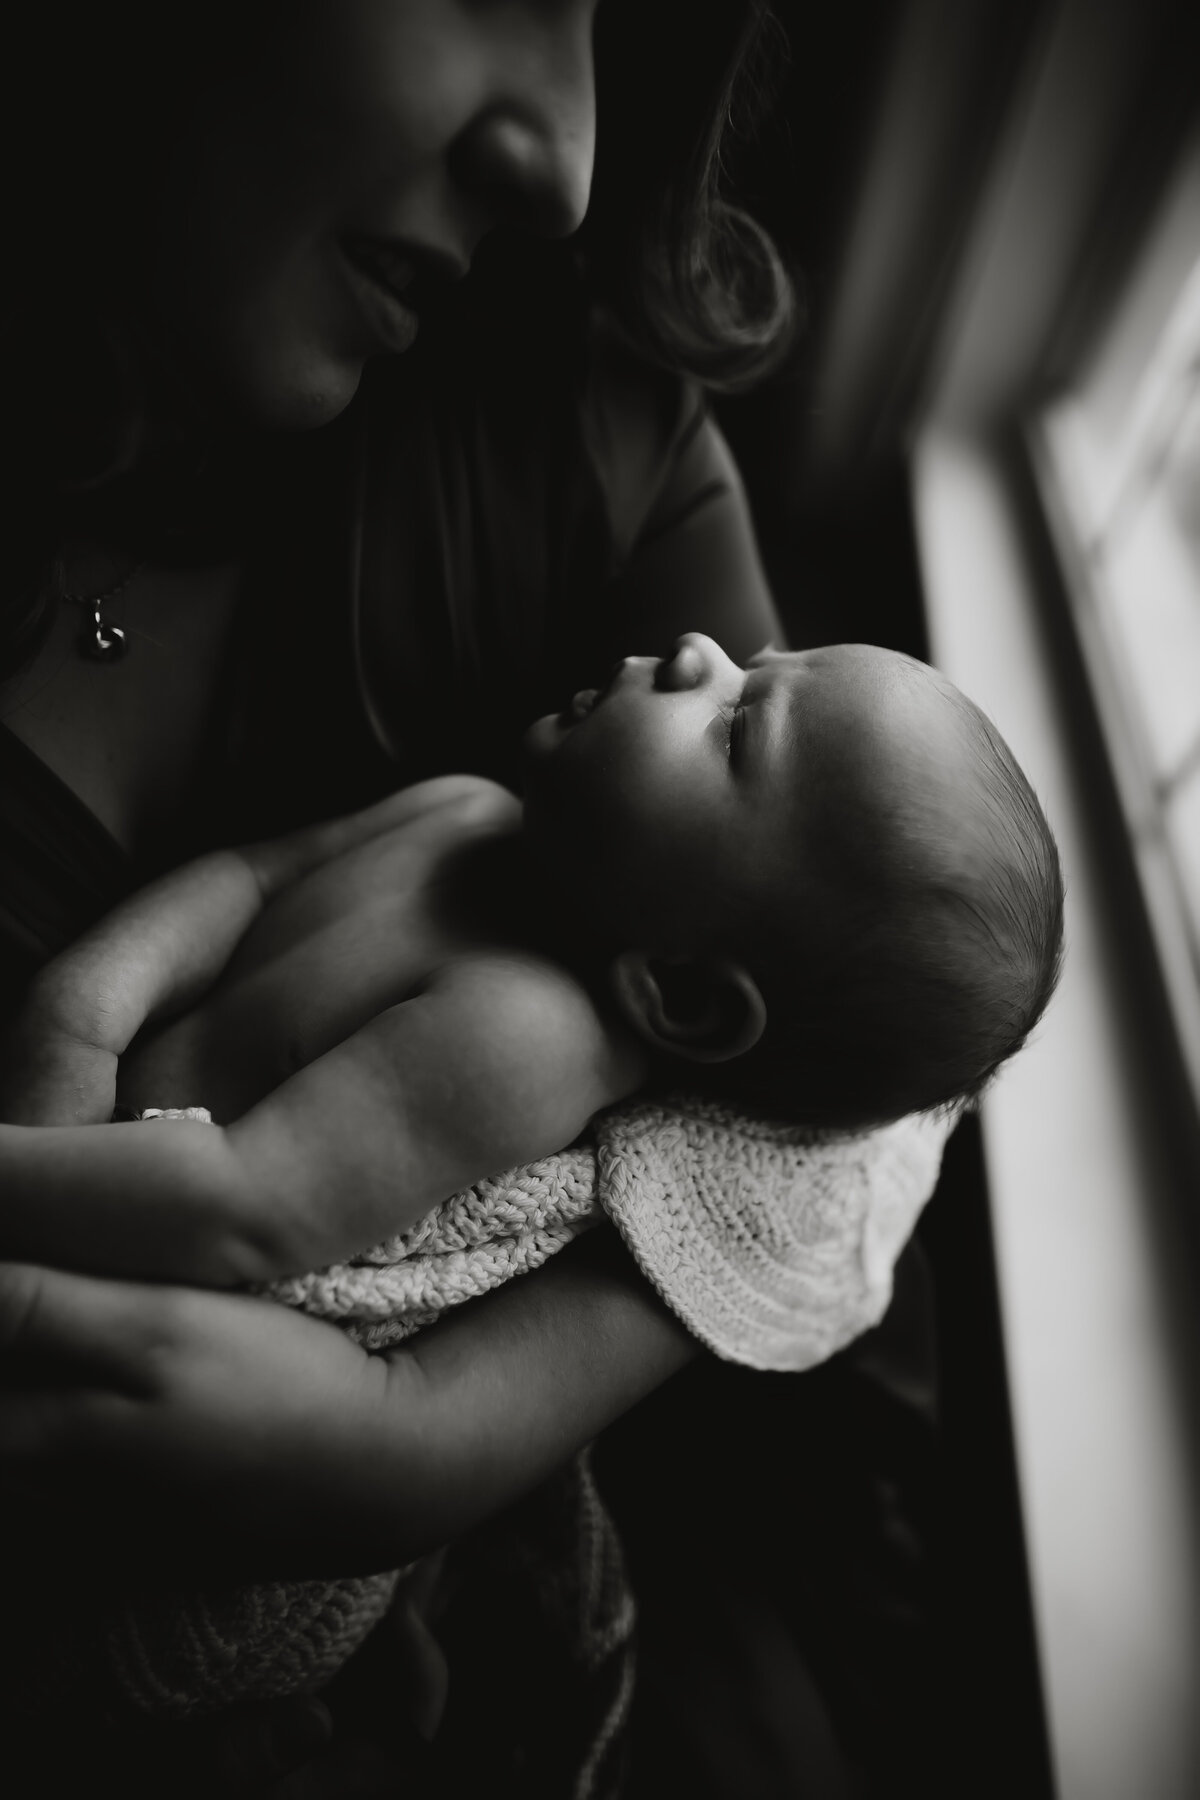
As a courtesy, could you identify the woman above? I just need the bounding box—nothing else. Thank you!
[0,3,909,1794]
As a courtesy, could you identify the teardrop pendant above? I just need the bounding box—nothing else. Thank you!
[61,556,143,663]
[79,603,129,663]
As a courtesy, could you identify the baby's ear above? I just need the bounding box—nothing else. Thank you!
[609,950,766,1064]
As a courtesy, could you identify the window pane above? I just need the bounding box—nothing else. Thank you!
[1037,127,1200,1057]
[1165,766,1200,970]
[1099,416,1200,786]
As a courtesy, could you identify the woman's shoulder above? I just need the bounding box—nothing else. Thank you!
[579,318,708,559]
[579,318,755,570]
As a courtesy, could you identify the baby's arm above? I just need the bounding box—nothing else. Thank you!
[0,778,489,1126]
[0,952,645,1285]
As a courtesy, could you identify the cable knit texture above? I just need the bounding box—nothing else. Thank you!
[92,1096,948,1717]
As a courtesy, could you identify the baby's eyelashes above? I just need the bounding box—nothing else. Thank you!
[713,697,745,761]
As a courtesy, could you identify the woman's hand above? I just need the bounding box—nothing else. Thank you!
[0,1231,697,1578]
[0,1260,403,1579]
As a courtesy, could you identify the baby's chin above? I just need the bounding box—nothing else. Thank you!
[521,711,563,761]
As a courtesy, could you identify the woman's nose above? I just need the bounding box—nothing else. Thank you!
[450,14,596,240]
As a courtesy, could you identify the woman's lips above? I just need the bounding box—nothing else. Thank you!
[338,237,419,354]
[342,234,417,297]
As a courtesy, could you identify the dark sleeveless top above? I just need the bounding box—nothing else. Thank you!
[0,321,775,1016]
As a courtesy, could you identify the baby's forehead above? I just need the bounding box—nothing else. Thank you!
[747,641,928,679]
[756,645,981,821]
[747,642,954,724]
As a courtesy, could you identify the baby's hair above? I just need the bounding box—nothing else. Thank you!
[699,687,1065,1131]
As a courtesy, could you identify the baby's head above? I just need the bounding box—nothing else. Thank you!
[523,634,1064,1129]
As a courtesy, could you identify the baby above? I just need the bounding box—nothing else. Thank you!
[0,634,1063,1290]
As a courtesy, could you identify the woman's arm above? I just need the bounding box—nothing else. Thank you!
[0,1230,698,1579]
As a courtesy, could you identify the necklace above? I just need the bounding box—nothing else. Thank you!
[59,559,145,663]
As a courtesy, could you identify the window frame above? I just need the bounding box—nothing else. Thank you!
[888,3,1200,1795]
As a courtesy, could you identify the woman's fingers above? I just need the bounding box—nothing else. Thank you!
[0,1263,409,1572]
[0,1260,175,1389]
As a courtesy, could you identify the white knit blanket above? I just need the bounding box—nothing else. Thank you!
[267,1096,950,1373]
[98,1096,950,1715]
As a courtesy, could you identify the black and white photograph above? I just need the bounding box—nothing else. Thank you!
[1,2,1197,1795]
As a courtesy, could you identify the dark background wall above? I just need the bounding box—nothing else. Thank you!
[714,0,928,658]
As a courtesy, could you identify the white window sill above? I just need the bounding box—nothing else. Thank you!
[912,426,1200,1800]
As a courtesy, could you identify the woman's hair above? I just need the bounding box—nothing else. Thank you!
[585,0,797,391]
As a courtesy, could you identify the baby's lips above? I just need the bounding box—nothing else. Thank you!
[560,655,639,725]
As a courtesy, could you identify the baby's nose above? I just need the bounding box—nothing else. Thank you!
[655,633,727,692]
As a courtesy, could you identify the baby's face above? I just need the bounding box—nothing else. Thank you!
[523,634,970,954]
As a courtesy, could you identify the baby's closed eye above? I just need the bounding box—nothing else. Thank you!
[713,697,745,760]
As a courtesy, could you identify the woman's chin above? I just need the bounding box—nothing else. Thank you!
[240,359,366,432]
[187,336,369,434]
